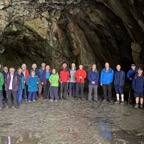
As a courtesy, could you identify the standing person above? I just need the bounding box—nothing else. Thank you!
[17,68,25,105]
[114,65,125,104]
[75,65,87,100]
[31,63,39,77]
[69,63,76,97]
[38,62,46,98]
[59,62,70,99]
[0,69,4,110]
[2,66,8,98]
[27,70,39,102]
[5,68,20,108]
[49,69,59,102]
[100,62,114,103]
[22,63,29,103]
[88,64,99,102]
[127,64,138,104]
[132,68,144,109]
[42,65,51,99]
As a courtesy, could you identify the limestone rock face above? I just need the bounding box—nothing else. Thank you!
[0,0,144,70]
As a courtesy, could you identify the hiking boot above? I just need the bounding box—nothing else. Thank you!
[81,98,86,101]
[33,99,36,102]
[75,97,79,100]
[49,99,54,102]
[114,100,120,104]
[120,101,125,105]
[134,104,139,109]
[140,104,143,109]
[28,100,31,103]
[54,100,58,102]
[103,99,107,102]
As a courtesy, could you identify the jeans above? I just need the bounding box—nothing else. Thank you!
[69,82,76,96]
[17,89,23,104]
[28,92,37,101]
[102,83,112,101]
[23,84,28,100]
[88,85,98,101]
[76,82,84,98]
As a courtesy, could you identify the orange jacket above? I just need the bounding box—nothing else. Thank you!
[75,69,87,83]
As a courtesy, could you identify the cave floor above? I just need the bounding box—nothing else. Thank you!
[0,96,144,144]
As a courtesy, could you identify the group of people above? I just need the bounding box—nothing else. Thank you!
[0,62,143,110]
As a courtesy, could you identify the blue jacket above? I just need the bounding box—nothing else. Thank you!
[17,73,25,90]
[114,70,125,86]
[88,69,99,85]
[38,68,45,82]
[132,74,144,93]
[27,75,39,92]
[2,70,8,79]
[100,68,114,84]
[127,68,138,79]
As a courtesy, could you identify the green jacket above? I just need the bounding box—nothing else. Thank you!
[49,73,59,87]
[0,72,4,90]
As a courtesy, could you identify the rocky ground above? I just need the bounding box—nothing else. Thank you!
[0,96,144,144]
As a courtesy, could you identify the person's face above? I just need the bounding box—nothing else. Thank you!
[31,71,35,76]
[10,69,15,75]
[71,63,75,68]
[46,65,50,70]
[138,69,143,75]
[32,64,37,69]
[63,63,67,69]
[131,66,136,70]
[4,67,8,72]
[41,63,46,68]
[22,65,26,71]
[52,69,56,74]
[105,63,110,69]
[92,64,96,70]
[116,65,121,71]
[18,69,22,74]
[79,65,83,69]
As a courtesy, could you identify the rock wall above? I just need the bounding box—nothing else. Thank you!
[0,0,144,70]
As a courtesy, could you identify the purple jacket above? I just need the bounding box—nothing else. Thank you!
[5,73,20,92]
[41,70,51,85]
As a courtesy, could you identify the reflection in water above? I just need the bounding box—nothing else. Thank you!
[98,120,112,140]
[0,136,12,144]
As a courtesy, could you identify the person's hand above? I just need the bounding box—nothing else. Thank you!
[37,82,39,84]
[130,78,132,81]
[92,81,95,84]
[41,82,44,85]
[79,76,82,79]
[60,81,62,83]
[100,83,102,86]
[24,81,26,84]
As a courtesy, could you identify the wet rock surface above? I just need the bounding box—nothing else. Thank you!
[0,0,144,70]
[0,97,144,144]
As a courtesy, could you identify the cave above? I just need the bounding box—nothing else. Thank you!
[1,0,144,71]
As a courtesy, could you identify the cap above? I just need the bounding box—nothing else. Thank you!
[131,64,136,66]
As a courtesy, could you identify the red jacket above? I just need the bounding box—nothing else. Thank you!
[59,69,70,82]
[24,69,29,79]
[75,69,87,83]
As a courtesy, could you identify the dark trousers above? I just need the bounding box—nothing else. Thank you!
[76,82,84,98]
[7,90,18,107]
[2,85,7,99]
[69,82,76,96]
[43,81,50,98]
[0,90,4,108]
[50,87,59,100]
[23,84,28,100]
[60,82,68,98]
[28,92,36,101]
[102,83,112,101]
[114,85,124,95]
